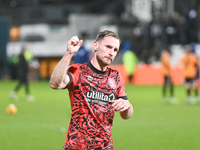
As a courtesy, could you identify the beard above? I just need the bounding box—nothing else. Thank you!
[96,54,112,67]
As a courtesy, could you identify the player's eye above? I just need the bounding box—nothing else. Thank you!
[114,48,118,52]
[107,45,112,49]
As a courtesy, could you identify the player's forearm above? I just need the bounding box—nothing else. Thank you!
[120,101,133,119]
[50,51,73,89]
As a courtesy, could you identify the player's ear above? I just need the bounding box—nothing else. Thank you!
[93,41,98,52]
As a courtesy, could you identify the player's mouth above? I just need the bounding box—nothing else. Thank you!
[105,57,112,62]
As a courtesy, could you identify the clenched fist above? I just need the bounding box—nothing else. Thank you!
[67,36,83,54]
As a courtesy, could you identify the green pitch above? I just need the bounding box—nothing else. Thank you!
[0,81,200,150]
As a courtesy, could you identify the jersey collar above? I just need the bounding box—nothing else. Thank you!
[87,61,107,75]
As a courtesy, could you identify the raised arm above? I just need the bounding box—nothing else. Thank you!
[49,36,83,89]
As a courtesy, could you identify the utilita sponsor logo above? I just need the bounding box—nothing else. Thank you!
[86,91,115,102]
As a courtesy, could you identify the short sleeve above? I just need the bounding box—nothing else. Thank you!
[117,72,128,100]
[66,64,80,89]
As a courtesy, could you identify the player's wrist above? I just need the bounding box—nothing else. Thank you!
[64,50,75,58]
[66,49,76,55]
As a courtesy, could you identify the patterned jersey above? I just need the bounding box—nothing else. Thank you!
[63,61,128,150]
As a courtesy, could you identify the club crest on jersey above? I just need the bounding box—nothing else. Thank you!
[87,75,93,81]
[108,78,116,89]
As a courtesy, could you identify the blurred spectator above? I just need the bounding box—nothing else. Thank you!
[122,40,138,83]
[187,9,198,43]
[150,38,162,62]
[178,45,199,104]
[163,16,178,45]
[139,49,150,64]
[148,17,163,49]
[160,47,176,103]
[177,14,188,45]
[10,47,34,101]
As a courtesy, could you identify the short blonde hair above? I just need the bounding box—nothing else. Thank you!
[95,30,121,43]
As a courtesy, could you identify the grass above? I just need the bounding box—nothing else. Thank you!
[0,81,200,150]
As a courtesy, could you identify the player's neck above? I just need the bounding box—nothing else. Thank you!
[90,58,107,72]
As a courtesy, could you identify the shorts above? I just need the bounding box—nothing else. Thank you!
[185,78,195,84]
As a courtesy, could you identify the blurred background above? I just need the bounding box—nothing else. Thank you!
[1,1,200,150]
[0,0,200,82]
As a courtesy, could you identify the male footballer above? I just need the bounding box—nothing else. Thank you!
[50,30,133,150]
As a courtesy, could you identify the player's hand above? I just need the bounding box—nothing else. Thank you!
[111,98,130,112]
[67,36,83,54]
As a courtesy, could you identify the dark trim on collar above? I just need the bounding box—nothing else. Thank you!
[87,61,107,74]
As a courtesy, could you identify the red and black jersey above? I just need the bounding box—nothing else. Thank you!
[63,61,128,150]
